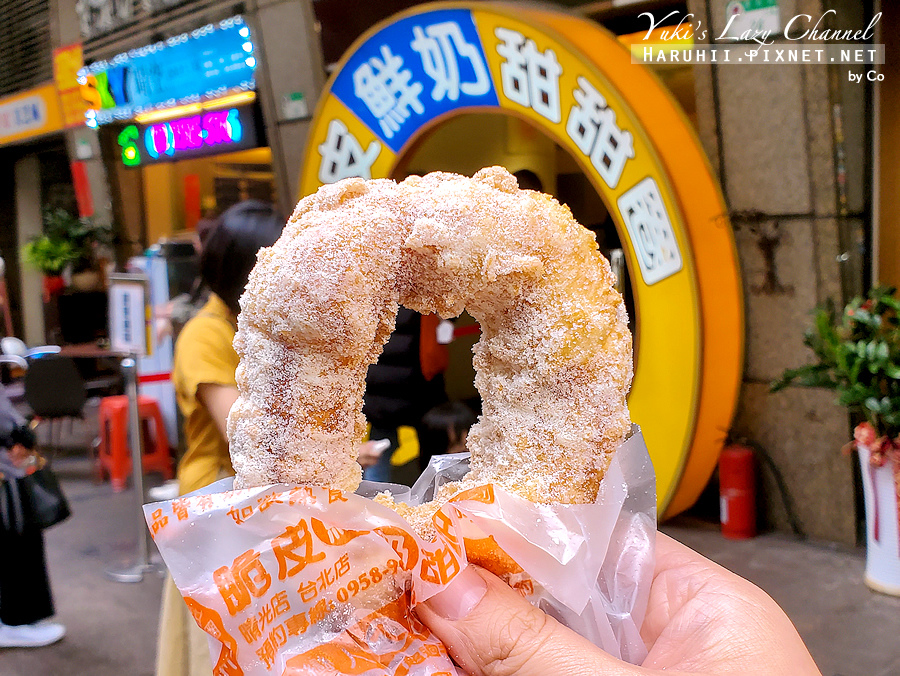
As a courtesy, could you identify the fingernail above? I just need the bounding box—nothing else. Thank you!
[424,566,487,620]
[372,439,391,452]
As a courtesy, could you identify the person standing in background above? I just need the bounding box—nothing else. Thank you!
[362,308,449,483]
[0,383,65,648]
[155,200,284,676]
[150,216,220,501]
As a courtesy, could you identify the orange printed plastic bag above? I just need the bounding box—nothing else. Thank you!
[145,426,655,675]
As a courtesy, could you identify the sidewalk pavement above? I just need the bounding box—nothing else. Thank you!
[1,414,898,675]
[1,454,164,676]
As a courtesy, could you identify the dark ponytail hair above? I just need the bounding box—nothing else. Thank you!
[200,200,285,315]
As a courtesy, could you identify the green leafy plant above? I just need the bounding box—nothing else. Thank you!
[42,208,113,271]
[22,236,77,276]
[772,286,900,462]
[22,209,113,275]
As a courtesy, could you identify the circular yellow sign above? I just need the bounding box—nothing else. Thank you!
[299,2,742,517]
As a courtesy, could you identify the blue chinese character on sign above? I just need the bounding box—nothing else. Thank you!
[331,9,498,152]
[122,294,132,343]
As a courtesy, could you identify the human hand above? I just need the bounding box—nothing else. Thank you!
[357,439,391,469]
[416,532,822,676]
[7,443,32,467]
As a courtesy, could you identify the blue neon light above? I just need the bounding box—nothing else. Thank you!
[81,16,256,125]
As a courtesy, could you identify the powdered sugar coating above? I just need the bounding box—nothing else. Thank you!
[228,167,633,505]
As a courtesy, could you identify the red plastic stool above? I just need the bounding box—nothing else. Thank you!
[97,395,174,492]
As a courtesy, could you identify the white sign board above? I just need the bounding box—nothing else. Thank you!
[0,95,47,142]
[109,274,149,356]
[282,92,310,121]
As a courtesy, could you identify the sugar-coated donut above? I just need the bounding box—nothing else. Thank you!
[228,167,632,507]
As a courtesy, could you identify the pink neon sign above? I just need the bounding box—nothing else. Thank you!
[144,108,244,159]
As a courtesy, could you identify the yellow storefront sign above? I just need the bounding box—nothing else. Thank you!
[0,83,65,147]
[53,44,89,128]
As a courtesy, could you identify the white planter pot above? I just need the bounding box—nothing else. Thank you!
[858,445,900,596]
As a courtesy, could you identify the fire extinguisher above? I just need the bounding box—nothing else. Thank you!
[719,442,757,539]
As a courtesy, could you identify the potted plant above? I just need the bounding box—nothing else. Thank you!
[22,236,77,299]
[22,209,113,296]
[44,208,112,290]
[772,286,900,595]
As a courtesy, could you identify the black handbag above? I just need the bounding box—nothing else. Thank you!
[19,465,71,530]
[0,474,26,534]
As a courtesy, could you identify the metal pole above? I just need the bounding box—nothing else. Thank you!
[106,355,164,582]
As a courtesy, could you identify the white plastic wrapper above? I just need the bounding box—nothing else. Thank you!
[145,425,655,675]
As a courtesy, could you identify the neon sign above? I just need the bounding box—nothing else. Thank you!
[118,104,260,166]
[144,108,243,159]
[118,125,140,166]
[80,16,256,127]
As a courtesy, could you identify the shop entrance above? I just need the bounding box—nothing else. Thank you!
[139,146,277,243]
[104,100,273,255]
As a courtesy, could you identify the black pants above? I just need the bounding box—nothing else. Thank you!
[0,525,54,626]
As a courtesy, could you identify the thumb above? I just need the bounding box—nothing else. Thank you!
[415,566,645,676]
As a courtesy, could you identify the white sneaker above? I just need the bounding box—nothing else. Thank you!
[148,479,180,501]
[0,620,66,648]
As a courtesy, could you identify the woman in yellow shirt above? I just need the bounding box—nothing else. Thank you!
[156,200,284,676]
